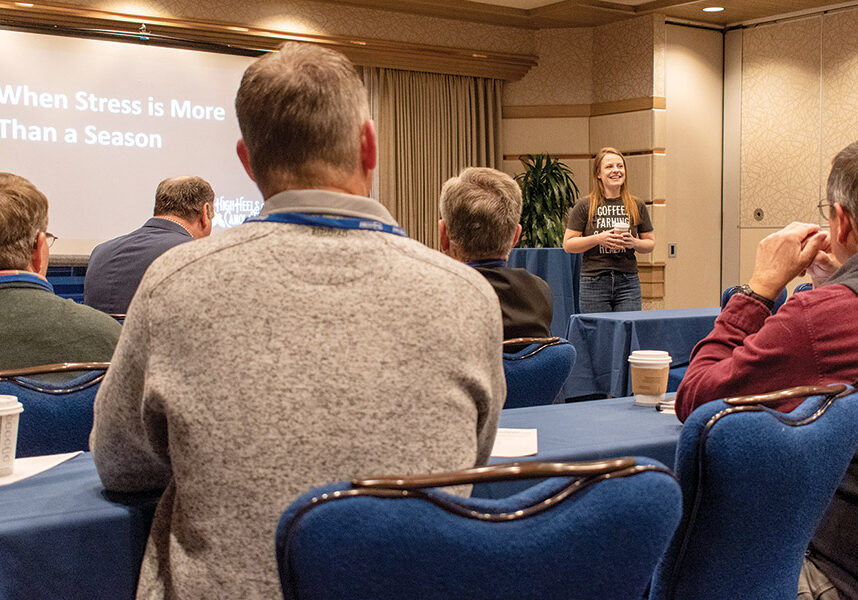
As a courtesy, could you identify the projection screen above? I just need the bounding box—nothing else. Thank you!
[0,28,261,256]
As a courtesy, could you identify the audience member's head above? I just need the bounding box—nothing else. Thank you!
[826,141,858,262]
[153,176,215,239]
[0,173,49,274]
[439,167,523,262]
[234,42,374,198]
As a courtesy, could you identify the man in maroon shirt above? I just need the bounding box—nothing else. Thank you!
[676,141,858,600]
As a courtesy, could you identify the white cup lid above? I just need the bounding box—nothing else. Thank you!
[0,395,22,415]
[628,350,672,365]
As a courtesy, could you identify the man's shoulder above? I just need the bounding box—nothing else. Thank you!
[88,231,132,260]
[476,265,552,306]
[480,264,548,289]
[135,224,272,288]
[62,297,123,331]
[794,283,858,308]
[386,238,499,301]
[7,286,121,334]
[90,222,175,260]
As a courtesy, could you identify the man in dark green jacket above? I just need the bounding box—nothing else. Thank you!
[0,173,120,372]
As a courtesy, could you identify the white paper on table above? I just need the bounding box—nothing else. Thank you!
[0,451,82,486]
[490,428,538,457]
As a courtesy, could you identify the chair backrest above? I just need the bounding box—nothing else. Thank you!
[502,337,576,408]
[0,362,109,457]
[277,458,682,600]
[720,285,788,313]
[649,384,858,600]
[794,282,813,294]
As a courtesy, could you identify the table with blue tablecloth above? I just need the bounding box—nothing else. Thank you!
[562,307,720,400]
[0,454,158,600]
[0,397,682,600]
[508,248,580,337]
[477,396,682,498]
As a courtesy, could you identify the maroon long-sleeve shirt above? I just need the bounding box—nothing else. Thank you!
[676,283,858,598]
[676,288,858,422]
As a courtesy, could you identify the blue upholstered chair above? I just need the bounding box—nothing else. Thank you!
[0,362,109,457]
[502,337,576,408]
[649,384,858,600]
[277,458,682,600]
[720,285,788,313]
[794,282,813,294]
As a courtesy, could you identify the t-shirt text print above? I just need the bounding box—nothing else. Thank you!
[594,204,628,254]
[565,196,653,275]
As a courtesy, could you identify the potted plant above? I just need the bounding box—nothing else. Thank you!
[514,154,580,248]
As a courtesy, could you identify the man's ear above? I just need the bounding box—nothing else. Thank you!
[834,203,855,245]
[29,232,48,276]
[197,203,213,237]
[511,223,522,248]
[236,139,255,181]
[439,219,450,253]
[360,120,377,173]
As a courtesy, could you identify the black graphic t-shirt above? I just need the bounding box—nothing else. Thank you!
[565,197,653,275]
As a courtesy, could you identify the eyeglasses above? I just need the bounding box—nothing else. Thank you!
[818,200,834,220]
[44,232,58,248]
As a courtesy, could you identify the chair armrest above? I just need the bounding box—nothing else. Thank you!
[0,362,110,378]
[723,383,848,407]
[353,458,637,490]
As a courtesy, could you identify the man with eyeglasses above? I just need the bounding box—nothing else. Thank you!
[0,172,120,372]
[84,176,215,315]
[675,141,858,600]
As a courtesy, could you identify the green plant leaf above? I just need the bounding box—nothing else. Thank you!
[514,153,580,248]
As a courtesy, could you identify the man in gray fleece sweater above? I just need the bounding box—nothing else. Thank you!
[90,43,506,599]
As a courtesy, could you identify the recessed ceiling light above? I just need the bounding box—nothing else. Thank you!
[702,6,724,12]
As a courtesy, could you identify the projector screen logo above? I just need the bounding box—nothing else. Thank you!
[212,195,262,229]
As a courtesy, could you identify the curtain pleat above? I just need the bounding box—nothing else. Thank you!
[371,68,503,249]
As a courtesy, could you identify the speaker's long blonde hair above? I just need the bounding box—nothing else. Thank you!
[587,147,641,227]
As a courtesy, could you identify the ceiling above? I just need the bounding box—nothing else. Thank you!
[314,0,858,29]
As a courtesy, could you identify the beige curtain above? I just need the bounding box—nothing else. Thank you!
[372,68,503,249]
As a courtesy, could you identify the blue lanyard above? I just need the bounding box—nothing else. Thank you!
[246,212,408,238]
[0,272,54,293]
[466,259,508,269]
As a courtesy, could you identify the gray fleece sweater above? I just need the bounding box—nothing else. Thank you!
[90,190,506,600]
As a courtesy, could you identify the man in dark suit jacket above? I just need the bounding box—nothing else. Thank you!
[439,167,553,341]
[84,176,214,314]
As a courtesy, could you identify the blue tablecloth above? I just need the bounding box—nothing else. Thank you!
[0,397,682,599]
[0,454,158,600]
[508,248,580,337]
[563,307,720,399]
[476,396,683,498]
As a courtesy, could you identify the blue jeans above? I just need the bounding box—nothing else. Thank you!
[579,272,642,313]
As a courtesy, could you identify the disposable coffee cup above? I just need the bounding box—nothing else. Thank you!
[613,221,630,235]
[628,351,672,407]
[0,395,23,477]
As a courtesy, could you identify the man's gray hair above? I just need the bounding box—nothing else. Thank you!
[439,167,522,260]
[827,141,858,220]
[154,176,214,221]
[235,42,370,189]
[0,173,48,270]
